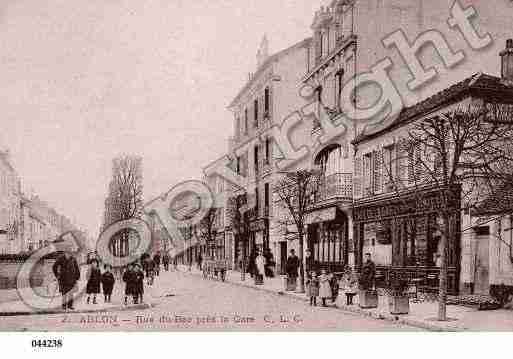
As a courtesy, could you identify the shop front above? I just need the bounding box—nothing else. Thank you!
[306,206,349,273]
[353,187,461,295]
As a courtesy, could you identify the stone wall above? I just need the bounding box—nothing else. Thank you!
[0,258,54,290]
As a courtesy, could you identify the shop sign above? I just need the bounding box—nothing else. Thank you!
[306,207,337,225]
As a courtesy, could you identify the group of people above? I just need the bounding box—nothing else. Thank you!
[50,248,173,310]
[288,249,377,307]
[248,247,276,284]
[305,269,341,306]
[84,259,116,304]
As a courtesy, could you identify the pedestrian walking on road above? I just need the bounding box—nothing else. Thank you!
[319,269,331,307]
[306,271,319,306]
[153,252,161,277]
[52,249,80,311]
[101,264,115,303]
[122,264,136,305]
[133,263,145,304]
[146,259,155,286]
[285,249,299,291]
[85,259,101,304]
[163,252,170,271]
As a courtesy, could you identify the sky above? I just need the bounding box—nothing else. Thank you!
[0,0,323,238]
[0,0,511,240]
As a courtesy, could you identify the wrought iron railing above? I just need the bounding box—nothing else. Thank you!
[316,173,353,202]
[374,265,459,295]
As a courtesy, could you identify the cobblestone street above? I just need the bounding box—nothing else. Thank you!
[0,270,421,331]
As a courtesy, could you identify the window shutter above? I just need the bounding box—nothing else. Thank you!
[260,95,265,125]
[373,149,383,194]
[268,86,273,123]
[414,142,421,183]
[354,157,362,198]
[396,140,406,188]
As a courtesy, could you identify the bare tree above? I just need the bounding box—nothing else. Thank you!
[101,155,144,258]
[383,103,513,321]
[274,170,322,293]
[196,207,219,258]
[226,194,248,280]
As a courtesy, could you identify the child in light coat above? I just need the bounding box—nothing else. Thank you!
[343,268,358,305]
[319,269,331,307]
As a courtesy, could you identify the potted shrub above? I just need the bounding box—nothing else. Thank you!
[388,277,410,315]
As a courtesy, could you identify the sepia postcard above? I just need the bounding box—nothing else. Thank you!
[1,0,513,335]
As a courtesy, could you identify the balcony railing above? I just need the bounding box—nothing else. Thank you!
[316,173,353,203]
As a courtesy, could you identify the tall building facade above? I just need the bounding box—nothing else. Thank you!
[227,36,313,273]
[0,151,22,254]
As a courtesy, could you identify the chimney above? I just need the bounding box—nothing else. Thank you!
[500,39,513,86]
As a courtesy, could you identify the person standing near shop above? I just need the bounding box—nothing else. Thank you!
[360,253,376,290]
[285,249,299,291]
[52,248,81,311]
[305,249,314,274]
[255,250,265,285]
[197,253,203,271]
[264,248,275,278]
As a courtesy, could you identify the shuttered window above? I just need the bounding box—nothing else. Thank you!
[363,153,373,195]
[373,149,383,194]
[354,157,363,198]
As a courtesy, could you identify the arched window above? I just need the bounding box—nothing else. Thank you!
[315,144,344,177]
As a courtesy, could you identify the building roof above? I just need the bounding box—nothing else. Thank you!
[353,73,513,144]
[474,182,513,216]
[228,37,312,109]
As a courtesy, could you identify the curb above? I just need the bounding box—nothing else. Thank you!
[178,269,467,332]
[0,302,156,317]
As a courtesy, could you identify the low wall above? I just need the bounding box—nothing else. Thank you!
[0,258,55,290]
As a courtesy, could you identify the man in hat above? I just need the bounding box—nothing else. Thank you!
[285,249,300,291]
[52,248,81,310]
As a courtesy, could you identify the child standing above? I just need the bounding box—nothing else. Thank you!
[86,259,101,304]
[146,259,155,286]
[319,269,331,307]
[133,263,145,304]
[122,264,135,305]
[101,264,115,303]
[343,268,358,305]
[306,271,319,306]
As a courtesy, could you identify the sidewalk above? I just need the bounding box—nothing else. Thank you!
[177,265,513,332]
[0,270,171,316]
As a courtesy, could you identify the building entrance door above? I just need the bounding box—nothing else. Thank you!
[474,235,490,295]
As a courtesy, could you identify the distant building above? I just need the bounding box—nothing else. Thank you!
[0,150,22,254]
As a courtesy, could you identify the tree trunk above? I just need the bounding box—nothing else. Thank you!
[438,213,450,321]
[298,226,305,293]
